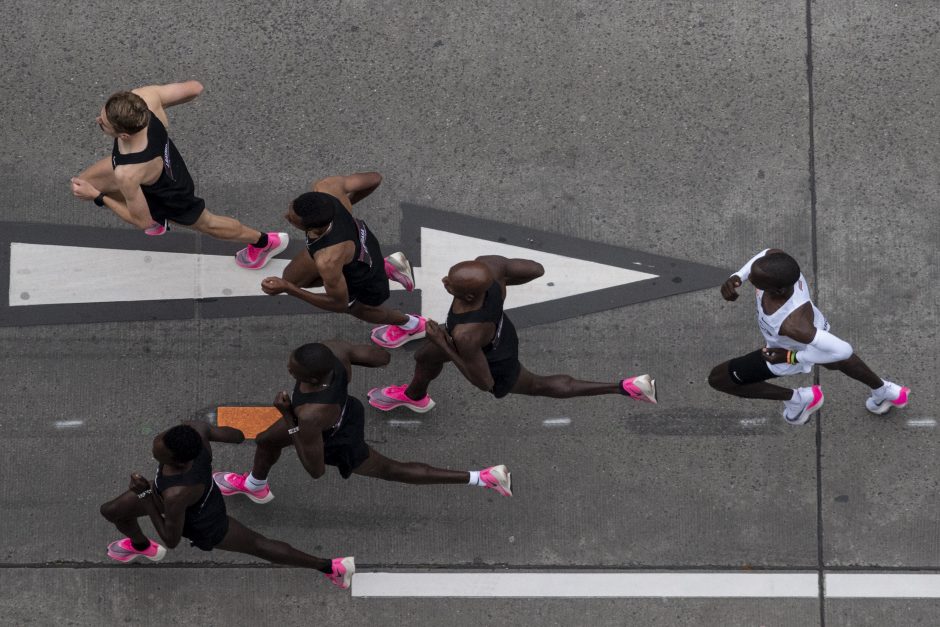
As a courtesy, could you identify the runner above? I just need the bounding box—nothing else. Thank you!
[259,173,423,347]
[212,340,513,501]
[367,255,657,412]
[707,248,910,423]
[99,421,354,589]
[70,82,287,269]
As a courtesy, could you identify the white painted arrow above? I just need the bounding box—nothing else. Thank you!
[415,227,657,320]
[8,231,657,314]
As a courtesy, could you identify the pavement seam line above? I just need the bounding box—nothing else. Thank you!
[804,0,825,624]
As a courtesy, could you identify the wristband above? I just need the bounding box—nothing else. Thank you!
[136,489,152,499]
[288,426,300,435]
[93,192,106,207]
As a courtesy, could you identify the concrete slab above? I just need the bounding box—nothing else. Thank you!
[0,569,821,627]
[812,1,940,567]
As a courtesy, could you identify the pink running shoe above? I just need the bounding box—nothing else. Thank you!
[368,385,436,413]
[234,232,289,269]
[480,465,512,497]
[783,385,824,425]
[144,220,169,236]
[384,252,415,291]
[620,375,657,403]
[371,316,427,349]
[106,538,167,563]
[866,383,910,415]
[325,556,356,589]
[212,471,274,504]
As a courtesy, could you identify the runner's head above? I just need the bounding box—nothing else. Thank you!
[98,91,150,138]
[750,252,801,294]
[289,342,335,383]
[153,424,203,465]
[287,192,341,232]
[444,260,493,302]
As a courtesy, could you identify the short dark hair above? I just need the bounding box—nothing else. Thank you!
[105,91,150,134]
[163,425,203,463]
[754,252,801,288]
[292,342,334,378]
[292,192,341,229]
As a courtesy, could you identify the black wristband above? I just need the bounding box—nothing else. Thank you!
[93,192,106,207]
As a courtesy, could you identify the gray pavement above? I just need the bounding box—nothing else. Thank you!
[0,1,937,626]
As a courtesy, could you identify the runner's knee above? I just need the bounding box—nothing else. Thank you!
[708,364,731,390]
[99,500,121,522]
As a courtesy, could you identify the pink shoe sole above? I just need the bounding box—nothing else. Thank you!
[367,387,436,413]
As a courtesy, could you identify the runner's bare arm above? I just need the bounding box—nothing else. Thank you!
[476,255,545,286]
[289,257,350,312]
[291,407,334,479]
[427,323,496,392]
[321,340,391,368]
[113,169,156,229]
[313,172,382,206]
[134,81,204,109]
[138,483,196,549]
[183,420,246,445]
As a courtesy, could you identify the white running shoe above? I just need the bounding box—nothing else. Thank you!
[865,382,910,415]
[783,385,824,425]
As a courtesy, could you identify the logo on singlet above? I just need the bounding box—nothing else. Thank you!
[354,219,372,267]
[492,314,504,347]
[162,142,174,180]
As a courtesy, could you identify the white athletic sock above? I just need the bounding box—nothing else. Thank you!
[468,470,483,487]
[399,315,421,331]
[787,389,801,403]
[245,473,267,491]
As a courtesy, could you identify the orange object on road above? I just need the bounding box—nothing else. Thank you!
[217,406,280,439]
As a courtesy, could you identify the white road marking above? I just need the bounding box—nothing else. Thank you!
[413,228,658,320]
[8,243,400,305]
[739,417,768,427]
[10,233,657,317]
[354,572,940,598]
[388,420,423,427]
[906,418,936,428]
[352,572,819,598]
[542,418,572,427]
[826,573,940,598]
[54,420,84,428]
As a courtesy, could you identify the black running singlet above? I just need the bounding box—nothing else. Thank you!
[291,354,350,436]
[111,111,202,216]
[154,445,226,544]
[304,199,376,286]
[446,281,519,364]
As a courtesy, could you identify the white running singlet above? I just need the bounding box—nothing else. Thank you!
[755,273,830,376]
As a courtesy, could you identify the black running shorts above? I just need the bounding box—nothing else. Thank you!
[323,397,371,478]
[727,349,777,385]
[489,357,522,399]
[185,513,229,551]
[150,197,206,226]
[345,231,390,307]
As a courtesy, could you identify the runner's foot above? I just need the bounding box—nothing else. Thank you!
[371,316,427,349]
[480,465,512,497]
[866,382,910,415]
[384,252,415,291]
[145,220,169,236]
[620,375,657,403]
[212,471,274,504]
[106,538,167,563]
[325,557,356,589]
[782,385,824,425]
[235,232,289,269]
[368,385,436,413]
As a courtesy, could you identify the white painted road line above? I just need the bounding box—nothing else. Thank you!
[9,243,388,305]
[542,418,572,427]
[352,572,819,598]
[826,574,940,598]
[906,418,936,428]
[414,227,658,320]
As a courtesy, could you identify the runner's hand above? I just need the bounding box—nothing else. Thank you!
[261,277,292,295]
[129,473,151,494]
[425,320,455,351]
[70,177,100,201]
[273,390,292,414]
[761,347,789,364]
[720,275,743,301]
